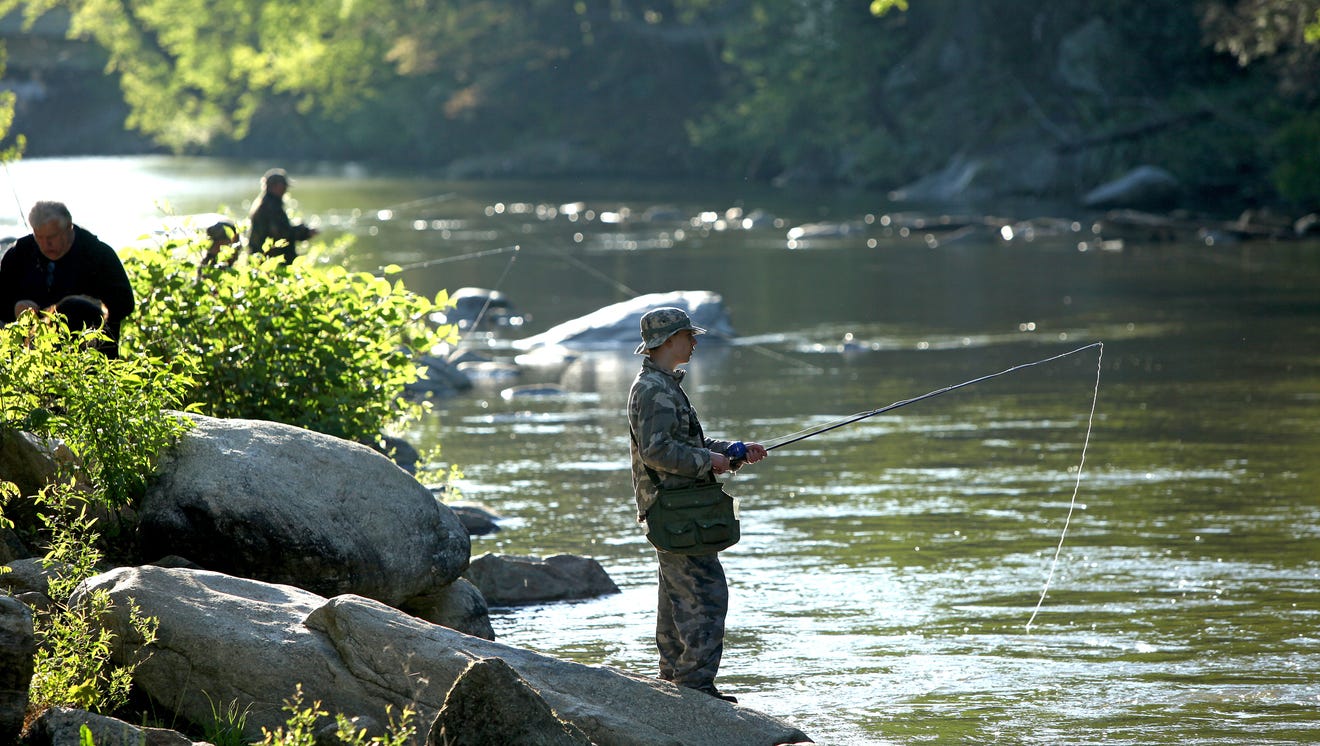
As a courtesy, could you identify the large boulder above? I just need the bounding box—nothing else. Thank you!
[464,554,620,607]
[0,596,34,744]
[136,414,470,607]
[512,291,734,351]
[79,566,810,746]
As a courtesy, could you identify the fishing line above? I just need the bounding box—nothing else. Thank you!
[341,192,459,222]
[374,192,458,215]
[459,246,521,342]
[1026,340,1103,631]
[544,243,642,297]
[738,342,1104,629]
[379,244,521,275]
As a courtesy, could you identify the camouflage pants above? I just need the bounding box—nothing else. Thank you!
[655,550,728,691]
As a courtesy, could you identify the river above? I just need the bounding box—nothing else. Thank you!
[5,156,1318,745]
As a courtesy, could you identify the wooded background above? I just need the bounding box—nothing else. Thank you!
[2,0,1317,209]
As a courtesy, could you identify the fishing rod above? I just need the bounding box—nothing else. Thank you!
[320,192,459,225]
[726,342,1103,465]
[378,244,521,275]
[455,245,521,345]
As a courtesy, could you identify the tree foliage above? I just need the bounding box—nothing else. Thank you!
[1202,0,1320,98]
[3,0,1320,203]
[121,234,455,443]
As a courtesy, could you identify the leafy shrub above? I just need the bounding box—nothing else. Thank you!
[122,236,455,443]
[1,317,189,721]
[0,316,197,508]
[259,684,415,746]
[7,477,160,719]
[26,480,159,717]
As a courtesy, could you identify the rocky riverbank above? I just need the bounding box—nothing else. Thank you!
[0,414,812,746]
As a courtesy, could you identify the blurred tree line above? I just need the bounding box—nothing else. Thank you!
[1,0,1317,208]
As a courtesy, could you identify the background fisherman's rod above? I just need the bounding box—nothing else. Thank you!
[543,243,824,374]
[756,342,1104,451]
[3,161,27,228]
[377,244,521,276]
[319,192,459,225]
[456,246,520,347]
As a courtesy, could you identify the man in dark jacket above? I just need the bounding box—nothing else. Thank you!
[0,201,135,358]
[247,168,317,263]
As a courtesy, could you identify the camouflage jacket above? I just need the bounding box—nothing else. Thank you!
[627,357,733,521]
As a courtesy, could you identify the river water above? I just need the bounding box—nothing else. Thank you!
[5,156,1318,745]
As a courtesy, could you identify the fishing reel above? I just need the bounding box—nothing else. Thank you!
[725,441,747,471]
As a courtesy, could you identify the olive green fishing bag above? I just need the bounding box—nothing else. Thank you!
[644,479,740,555]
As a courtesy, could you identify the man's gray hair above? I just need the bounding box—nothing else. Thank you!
[28,201,72,229]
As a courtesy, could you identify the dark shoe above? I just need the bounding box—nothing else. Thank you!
[692,685,737,703]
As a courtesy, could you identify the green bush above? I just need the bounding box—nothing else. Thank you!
[26,479,159,718]
[122,236,455,443]
[0,316,197,509]
[1,318,185,720]
[259,684,415,746]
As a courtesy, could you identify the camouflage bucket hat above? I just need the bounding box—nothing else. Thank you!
[635,306,706,354]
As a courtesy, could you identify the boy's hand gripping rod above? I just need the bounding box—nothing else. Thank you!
[725,342,1103,469]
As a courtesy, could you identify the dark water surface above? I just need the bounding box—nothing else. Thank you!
[6,157,1318,744]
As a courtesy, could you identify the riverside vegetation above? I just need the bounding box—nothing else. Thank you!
[2,1,1320,210]
[0,232,455,743]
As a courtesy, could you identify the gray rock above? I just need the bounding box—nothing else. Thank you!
[0,557,62,596]
[0,429,76,527]
[25,707,207,746]
[464,554,620,607]
[888,153,985,202]
[0,527,27,564]
[0,429,60,499]
[136,414,470,607]
[429,657,593,746]
[1083,165,1181,209]
[78,566,810,746]
[316,715,384,746]
[0,596,34,744]
[400,577,496,640]
[407,355,474,398]
[513,291,734,351]
[447,503,501,536]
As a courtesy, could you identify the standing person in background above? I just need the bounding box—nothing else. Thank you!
[247,168,318,263]
[0,201,135,358]
[627,306,767,703]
